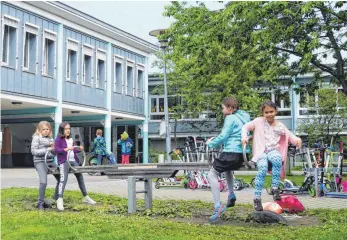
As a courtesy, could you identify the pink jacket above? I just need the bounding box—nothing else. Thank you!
[241,117,300,179]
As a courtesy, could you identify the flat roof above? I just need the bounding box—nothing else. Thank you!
[22,1,159,54]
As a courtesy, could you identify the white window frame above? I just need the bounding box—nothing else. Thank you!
[1,15,19,69]
[258,87,292,118]
[66,38,79,82]
[22,22,39,74]
[298,90,318,117]
[149,95,183,121]
[82,44,94,86]
[42,29,57,78]
[114,54,124,93]
[299,85,345,117]
[136,63,145,98]
[95,48,106,89]
[125,59,135,96]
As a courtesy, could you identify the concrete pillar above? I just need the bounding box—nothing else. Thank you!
[54,23,64,137]
[104,115,112,152]
[104,42,113,152]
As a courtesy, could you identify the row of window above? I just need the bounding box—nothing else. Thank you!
[150,96,217,120]
[66,41,144,97]
[149,86,345,120]
[298,85,345,115]
[2,15,56,77]
[1,15,145,98]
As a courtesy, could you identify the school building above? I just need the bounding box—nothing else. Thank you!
[1,1,157,167]
[146,73,347,153]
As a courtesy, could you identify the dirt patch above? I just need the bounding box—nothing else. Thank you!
[172,209,321,227]
[282,214,321,227]
[171,214,320,227]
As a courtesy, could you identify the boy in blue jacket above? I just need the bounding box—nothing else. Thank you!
[117,131,133,164]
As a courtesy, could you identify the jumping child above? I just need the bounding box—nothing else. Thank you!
[92,129,116,165]
[54,122,96,211]
[242,100,302,211]
[117,131,133,164]
[206,97,251,222]
[31,121,60,210]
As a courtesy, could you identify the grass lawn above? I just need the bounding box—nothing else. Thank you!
[2,188,347,240]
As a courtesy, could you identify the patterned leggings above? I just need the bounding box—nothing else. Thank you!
[254,149,282,198]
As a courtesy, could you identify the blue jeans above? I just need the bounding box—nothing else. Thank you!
[254,149,282,198]
[96,153,116,165]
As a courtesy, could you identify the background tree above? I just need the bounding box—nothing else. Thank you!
[154,1,347,120]
[297,87,347,146]
[224,1,347,95]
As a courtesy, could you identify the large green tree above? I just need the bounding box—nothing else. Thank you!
[155,1,347,118]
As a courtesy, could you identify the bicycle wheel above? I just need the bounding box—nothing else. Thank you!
[233,179,243,191]
[155,179,161,189]
[307,184,316,197]
[242,144,252,168]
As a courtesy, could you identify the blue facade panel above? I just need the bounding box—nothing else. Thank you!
[1,3,58,100]
[111,46,146,115]
[62,27,107,109]
[1,2,149,116]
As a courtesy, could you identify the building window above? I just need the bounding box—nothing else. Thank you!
[66,39,79,82]
[23,23,39,73]
[2,15,19,68]
[114,56,123,93]
[259,88,292,116]
[136,65,145,98]
[126,60,135,96]
[96,49,106,89]
[151,98,157,113]
[42,30,56,77]
[273,90,291,116]
[150,96,182,120]
[82,45,93,86]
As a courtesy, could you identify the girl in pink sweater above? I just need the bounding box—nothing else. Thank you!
[242,101,302,211]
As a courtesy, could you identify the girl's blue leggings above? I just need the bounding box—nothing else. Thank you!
[254,149,282,198]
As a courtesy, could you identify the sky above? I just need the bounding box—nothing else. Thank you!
[61,1,345,74]
[61,1,225,73]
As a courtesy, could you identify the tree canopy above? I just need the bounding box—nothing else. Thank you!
[154,1,347,118]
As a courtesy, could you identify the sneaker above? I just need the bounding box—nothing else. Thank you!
[253,198,263,211]
[226,193,236,208]
[82,196,96,205]
[273,189,281,201]
[209,203,227,223]
[57,198,64,211]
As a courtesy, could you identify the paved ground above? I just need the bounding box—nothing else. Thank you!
[1,168,346,210]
